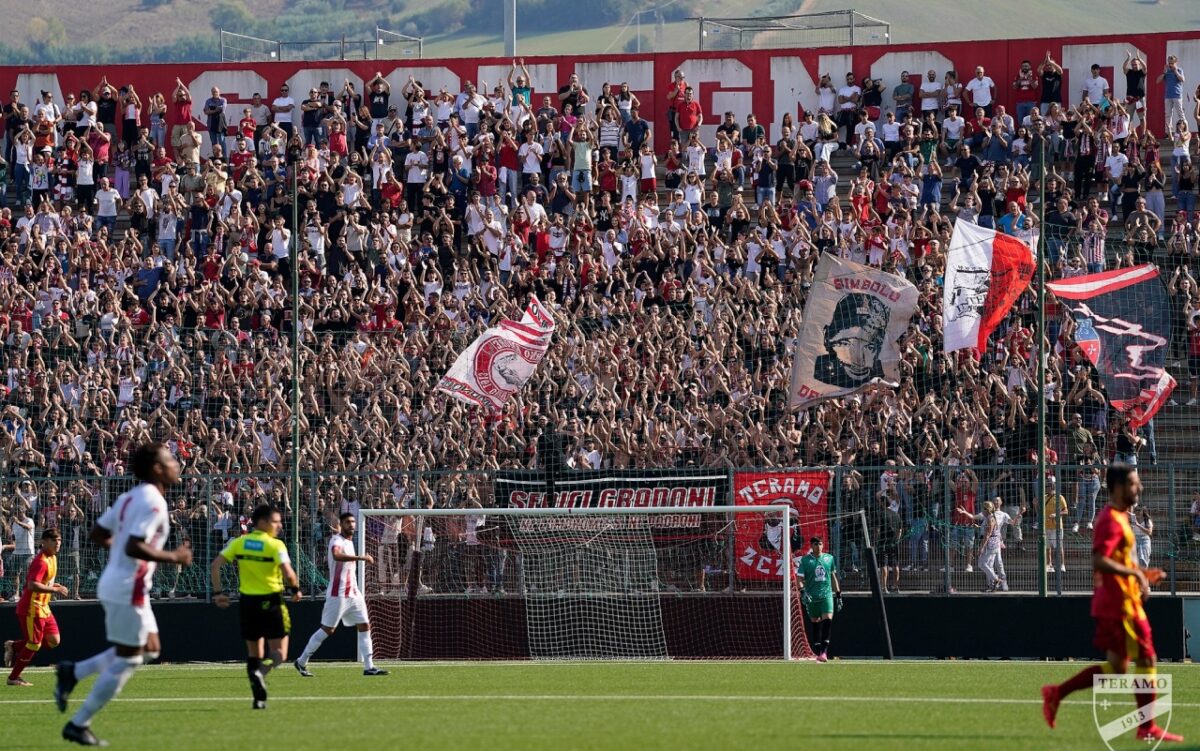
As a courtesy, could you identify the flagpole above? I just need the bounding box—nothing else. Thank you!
[1037,134,1048,599]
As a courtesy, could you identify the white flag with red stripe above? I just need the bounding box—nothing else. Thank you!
[436,295,555,411]
[943,222,1036,353]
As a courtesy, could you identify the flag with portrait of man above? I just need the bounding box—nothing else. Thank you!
[789,254,919,409]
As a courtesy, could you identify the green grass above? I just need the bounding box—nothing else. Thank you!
[2,660,1199,749]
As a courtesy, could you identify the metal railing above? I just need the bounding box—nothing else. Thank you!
[1,464,1194,602]
[218,28,423,63]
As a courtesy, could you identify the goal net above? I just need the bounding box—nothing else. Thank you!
[358,505,813,660]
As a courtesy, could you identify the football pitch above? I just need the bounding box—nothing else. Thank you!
[1,661,1197,750]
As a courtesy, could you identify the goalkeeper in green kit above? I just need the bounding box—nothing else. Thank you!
[800,536,841,663]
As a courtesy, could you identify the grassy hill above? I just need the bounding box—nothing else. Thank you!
[0,0,1195,64]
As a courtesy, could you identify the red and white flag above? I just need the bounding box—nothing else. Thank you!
[943,222,1036,353]
[436,295,555,411]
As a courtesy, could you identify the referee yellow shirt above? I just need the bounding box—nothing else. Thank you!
[219,530,291,595]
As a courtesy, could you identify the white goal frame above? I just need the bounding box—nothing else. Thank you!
[358,505,795,660]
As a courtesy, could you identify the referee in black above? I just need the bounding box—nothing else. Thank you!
[211,504,301,709]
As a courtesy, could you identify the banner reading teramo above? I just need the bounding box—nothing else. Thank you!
[734,471,831,580]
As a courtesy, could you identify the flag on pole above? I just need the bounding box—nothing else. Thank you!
[789,253,918,408]
[1047,265,1175,428]
[943,221,1036,353]
[436,295,555,411]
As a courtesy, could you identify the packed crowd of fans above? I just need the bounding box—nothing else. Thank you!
[1,53,1199,597]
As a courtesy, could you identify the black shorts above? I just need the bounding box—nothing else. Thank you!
[1189,353,1200,379]
[239,593,291,641]
[878,543,900,566]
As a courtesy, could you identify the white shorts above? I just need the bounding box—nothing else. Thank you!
[101,600,158,648]
[320,595,369,628]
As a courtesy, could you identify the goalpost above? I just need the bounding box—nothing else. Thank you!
[357,505,814,661]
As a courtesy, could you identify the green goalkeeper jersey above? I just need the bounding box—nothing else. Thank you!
[800,551,837,599]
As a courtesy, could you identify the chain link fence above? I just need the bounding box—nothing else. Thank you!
[3,464,1195,602]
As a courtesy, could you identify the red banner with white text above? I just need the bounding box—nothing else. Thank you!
[734,471,830,581]
[3,30,1200,158]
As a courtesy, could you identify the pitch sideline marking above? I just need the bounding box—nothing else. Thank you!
[1,694,1198,707]
[14,659,1149,671]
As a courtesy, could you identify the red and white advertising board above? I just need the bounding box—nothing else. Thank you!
[3,31,1199,154]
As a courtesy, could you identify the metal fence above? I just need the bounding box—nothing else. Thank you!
[2,464,1195,602]
[695,10,891,51]
[218,28,422,63]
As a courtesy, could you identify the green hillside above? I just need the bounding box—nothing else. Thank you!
[0,0,1193,64]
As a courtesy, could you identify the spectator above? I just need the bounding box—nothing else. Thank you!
[203,86,228,156]
[893,71,914,122]
[1131,506,1153,568]
[664,69,687,141]
[1043,478,1068,573]
[1158,55,1186,136]
[918,70,941,120]
[272,83,296,137]
[965,66,996,117]
[8,503,34,597]
[673,87,703,144]
[835,73,861,145]
[1081,64,1108,106]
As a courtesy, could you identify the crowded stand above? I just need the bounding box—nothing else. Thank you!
[0,51,1199,599]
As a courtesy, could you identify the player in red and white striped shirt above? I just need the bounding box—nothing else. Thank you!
[294,512,388,676]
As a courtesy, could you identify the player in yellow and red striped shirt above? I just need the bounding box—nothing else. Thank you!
[5,528,68,686]
[1041,464,1182,744]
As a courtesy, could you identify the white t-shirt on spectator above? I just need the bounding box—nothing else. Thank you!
[518,142,544,173]
[1082,75,1108,103]
[12,516,34,555]
[157,212,177,240]
[919,81,941,111]
[837,85,861,111]
[405,150,428,183]
[78,101,97,128]
[96,187,120,217]
[817,87,836,113]
[272,96,295,124]
[482,221,503,255]
[1105,153,1128,180]
[965,76,995,107]
[138,187,159,219]
[76,158,95,186]
[943,116,966,140]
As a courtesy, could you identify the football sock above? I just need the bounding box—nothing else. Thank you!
[72,654,141,727]
[8,644,36,680]
[1058,664,1108,697]
[246,657,267,701]
[357,631,375,671]
[806,622,820,652]
[73,648,117,681]
[1134,666,1157,731]
[300,629,328,664]
[821,619,833,654]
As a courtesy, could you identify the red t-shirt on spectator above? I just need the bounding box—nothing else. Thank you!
[674,100,703,131]
[172,98,192,125]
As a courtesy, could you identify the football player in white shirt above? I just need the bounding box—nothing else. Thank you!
[57,443,192,747]
[294,512,388,676]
